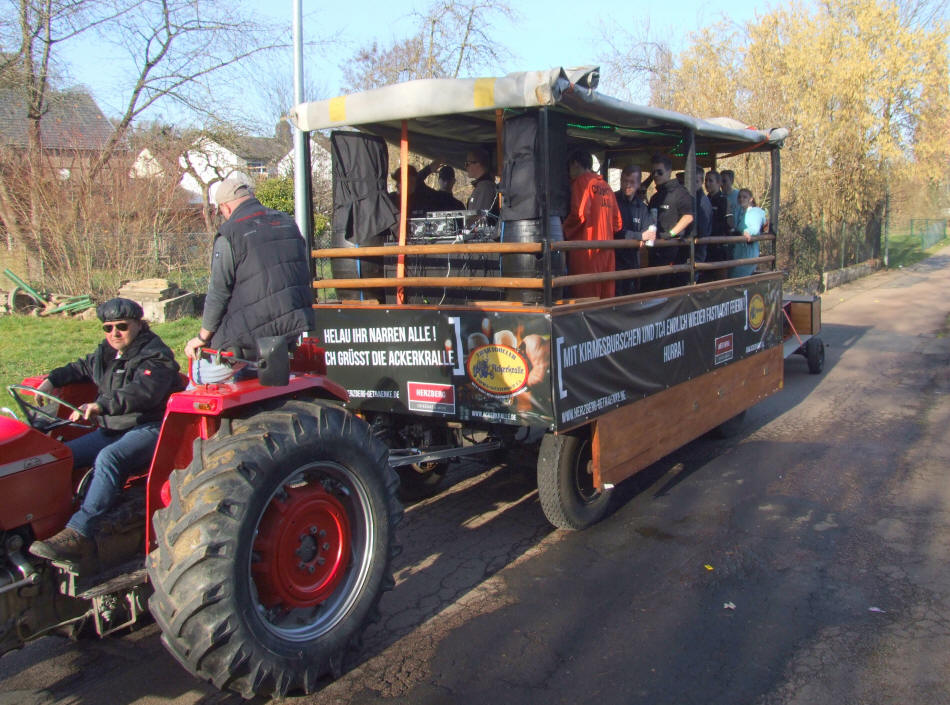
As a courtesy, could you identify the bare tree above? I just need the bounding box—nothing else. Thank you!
[896,0,949,27]
[342,0,517,90]
[0,0,288,282]
[253,54,330,134]
[2,0,126,244]
[86,0,283,181]
[595,19,672,105]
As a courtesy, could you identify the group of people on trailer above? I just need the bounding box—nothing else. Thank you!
[579,150,769,299]
[390,147,768,301]
[388,147,500,218]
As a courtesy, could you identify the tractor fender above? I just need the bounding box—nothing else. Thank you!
[0,415,73,537]
[144,374,349,548]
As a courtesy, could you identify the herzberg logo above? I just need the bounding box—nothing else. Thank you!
[748,293,766,332]
[466,344,529,396]
[714,333,734,365]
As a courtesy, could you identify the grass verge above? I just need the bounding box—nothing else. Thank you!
[885,230,948,269]
[0,315,199,405]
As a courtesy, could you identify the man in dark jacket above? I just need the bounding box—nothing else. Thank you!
[465,147,499,216]
[185,172,315,382]
[692,169,713,272]
[646,153,694,290]
[614,164,656,296]
[29,298,183,564]
[704,169,734,279]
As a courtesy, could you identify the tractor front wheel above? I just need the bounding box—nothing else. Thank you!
[147,399,401,699]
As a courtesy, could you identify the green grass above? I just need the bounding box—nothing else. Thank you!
[0,315,200,403]
[885,230,948,269]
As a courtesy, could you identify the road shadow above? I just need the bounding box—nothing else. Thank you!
[342,456,553,673]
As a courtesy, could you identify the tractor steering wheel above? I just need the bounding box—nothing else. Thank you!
[6,384,96,432]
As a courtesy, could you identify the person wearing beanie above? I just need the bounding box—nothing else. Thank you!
[185,171,315,383]
[29,297,184,566]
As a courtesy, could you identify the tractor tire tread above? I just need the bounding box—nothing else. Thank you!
[147,398,401,699]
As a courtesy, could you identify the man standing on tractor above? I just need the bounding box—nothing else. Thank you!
[184,171,315,383]
[29,298,184,565]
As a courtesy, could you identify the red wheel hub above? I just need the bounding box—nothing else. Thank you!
[252,483,351,608]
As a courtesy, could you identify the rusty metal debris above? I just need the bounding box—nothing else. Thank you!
[3,268,94,316]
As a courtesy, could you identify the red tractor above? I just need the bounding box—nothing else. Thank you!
[0,339,401,698]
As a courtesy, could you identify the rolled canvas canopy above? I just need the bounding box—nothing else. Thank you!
[288,67,788,168]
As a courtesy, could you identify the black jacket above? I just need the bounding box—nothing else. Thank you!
[207,197,315,357]
[708,191,733,236]
[48,327,183,432]
[614,190,650,271]
[467,174,499,216]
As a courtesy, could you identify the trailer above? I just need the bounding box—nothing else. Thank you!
[289,66,816,528]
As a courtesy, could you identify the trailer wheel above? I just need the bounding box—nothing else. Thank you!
[148,398,401,699]
[537,432,612,530]
[712,410,747,439]
[805,336,825,374]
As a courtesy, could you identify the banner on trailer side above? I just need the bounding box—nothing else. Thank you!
[314,276,782,430]
[552,277,782,428]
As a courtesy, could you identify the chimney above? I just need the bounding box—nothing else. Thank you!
[275,120,292,148]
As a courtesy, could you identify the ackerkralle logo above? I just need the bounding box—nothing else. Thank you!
[466,344,528,396]
[748,293,766,332]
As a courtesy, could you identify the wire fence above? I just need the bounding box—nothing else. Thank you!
[910,219,948,250]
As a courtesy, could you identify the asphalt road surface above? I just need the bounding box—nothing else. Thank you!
[2,247,949,705]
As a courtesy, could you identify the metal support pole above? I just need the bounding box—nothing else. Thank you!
[684,129,696,284]
[770,149,781,271]
[292,0,313,247]
[541,108,553,308]
[883,188,890,268]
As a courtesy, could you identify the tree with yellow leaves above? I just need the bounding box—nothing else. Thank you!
[655,0,949,278]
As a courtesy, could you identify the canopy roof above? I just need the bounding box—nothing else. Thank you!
[288,67,788,169]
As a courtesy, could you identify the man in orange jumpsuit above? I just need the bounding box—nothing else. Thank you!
[563,149,623,299]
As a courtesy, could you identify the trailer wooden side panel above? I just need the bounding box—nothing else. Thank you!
[785,296,822,336]
[592,345,783,488]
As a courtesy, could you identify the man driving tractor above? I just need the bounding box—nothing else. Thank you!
[28,297,184,567]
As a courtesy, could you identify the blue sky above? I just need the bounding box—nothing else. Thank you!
[60,0,765,130]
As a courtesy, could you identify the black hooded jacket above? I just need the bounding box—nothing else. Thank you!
[47,327,184,432]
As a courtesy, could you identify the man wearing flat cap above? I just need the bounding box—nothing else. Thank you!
[29,298,184,565]
[185,171,315,382]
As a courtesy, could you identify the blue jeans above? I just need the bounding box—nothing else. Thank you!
[65,423,161,537]
[188,358,254,388]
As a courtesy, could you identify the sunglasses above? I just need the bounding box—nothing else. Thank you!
[102,322,130,333]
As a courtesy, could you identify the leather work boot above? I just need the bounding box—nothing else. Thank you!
[29,527,96,564]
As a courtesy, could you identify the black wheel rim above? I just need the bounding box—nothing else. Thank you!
[572,438,600,504]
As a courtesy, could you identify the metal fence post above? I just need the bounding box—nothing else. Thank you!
[883,190,889,268]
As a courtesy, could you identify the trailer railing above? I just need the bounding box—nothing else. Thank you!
[312,234,776,300]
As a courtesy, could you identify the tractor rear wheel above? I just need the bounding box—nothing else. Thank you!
[147,398,401,699]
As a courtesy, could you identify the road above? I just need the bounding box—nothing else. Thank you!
[2,247,949,705]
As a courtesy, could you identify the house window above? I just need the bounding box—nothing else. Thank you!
[245,160,268,177]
